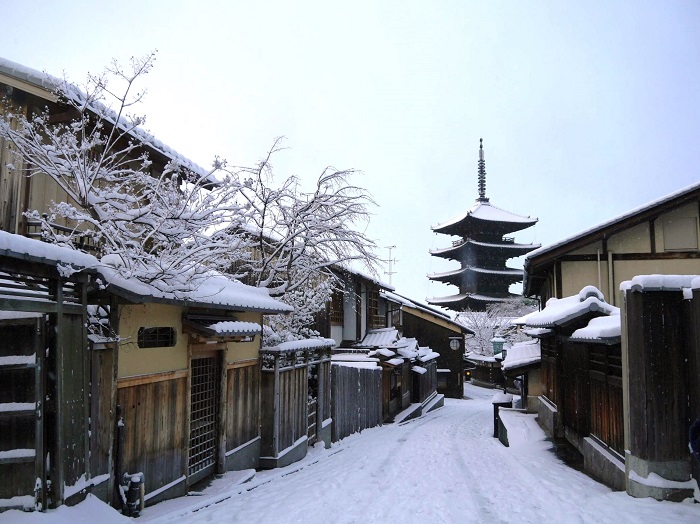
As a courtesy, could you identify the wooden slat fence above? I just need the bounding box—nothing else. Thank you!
[331,363,382,442]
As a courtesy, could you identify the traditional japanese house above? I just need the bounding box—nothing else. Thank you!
[523,181,700,306]
[92,271,292,506]
[383,290,471,399]
[314,267,394,348]
[567,314,624,491]
[258,338,334,469]
[427,139,538,312]
[501,338,542,412]
[0,231,99,511]
[515,286,618,440]
[353,327,411,421]
[0,57,213,241]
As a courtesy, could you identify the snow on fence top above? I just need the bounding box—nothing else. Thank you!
[515,286,618,328]
[502,339,540,371]
[569,315,621,342]
[620,274,700,293]
[0,57,213,183]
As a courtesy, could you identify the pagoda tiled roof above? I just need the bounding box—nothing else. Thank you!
[426,292,520,310]
[430,238,540,259]
[432,200,537,237]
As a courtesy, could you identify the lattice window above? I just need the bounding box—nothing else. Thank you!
[329,290,344,325]
[137,327,176,348]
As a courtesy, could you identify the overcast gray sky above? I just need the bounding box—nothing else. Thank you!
[2,1,699,309]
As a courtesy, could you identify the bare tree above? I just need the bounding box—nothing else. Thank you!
[218,139,381,342]
[456,298,537,356]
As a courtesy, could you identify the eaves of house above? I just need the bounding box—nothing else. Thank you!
[524,181,700,297]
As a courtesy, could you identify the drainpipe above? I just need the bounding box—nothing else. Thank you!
[607,250,615,306]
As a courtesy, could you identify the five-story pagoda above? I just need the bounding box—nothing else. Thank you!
[427,139,539,312]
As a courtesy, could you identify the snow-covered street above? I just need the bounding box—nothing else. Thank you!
[4,384,700,524]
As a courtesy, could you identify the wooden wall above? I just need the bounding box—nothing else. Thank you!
[331,363,382,442]
[225,361,260,451]
[260,365,307,458]
[401,311,463,398]
[116,374,187,496]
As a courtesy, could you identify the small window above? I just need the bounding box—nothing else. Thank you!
[138,327,176,348]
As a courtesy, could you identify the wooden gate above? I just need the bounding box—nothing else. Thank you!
[188,356,220,484]
[0,314,46,510]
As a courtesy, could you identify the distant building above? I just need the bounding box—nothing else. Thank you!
[428,140,539,311]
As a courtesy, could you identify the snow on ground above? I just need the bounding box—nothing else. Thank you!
[3,383,700,523]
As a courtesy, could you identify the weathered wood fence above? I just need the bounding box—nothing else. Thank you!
[331,362,382,442]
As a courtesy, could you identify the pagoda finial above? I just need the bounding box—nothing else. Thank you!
[477,138,488,202]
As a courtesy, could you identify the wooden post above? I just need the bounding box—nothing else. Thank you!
[217,350,227,474]
[34,316,46,510]
[272,353,280,458]
[624,287,691,500]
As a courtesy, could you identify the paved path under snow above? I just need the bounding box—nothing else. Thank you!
[139,384,700,524]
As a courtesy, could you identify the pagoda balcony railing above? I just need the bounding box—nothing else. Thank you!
[451,237,516,247]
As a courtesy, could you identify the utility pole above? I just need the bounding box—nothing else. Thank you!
[384,245,398,286]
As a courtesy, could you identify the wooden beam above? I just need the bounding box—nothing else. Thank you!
[117,369,188,389]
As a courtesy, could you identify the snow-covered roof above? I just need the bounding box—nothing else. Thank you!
[427,292,517,305]
[263,338,336,352]
[0,57,212,182]
[526,181,700,263]
[428,266,523,279]
[0,231,291,313]
[430,239,540,257]
[434,200,537,231]
[183,319,262,338]
[418,349,440,362]
[515,286,618,328]
[522,327,553,337]
[356,327,400,348]
[100,266,292,313]
[502,339,541,371]
[620,274,700,293]
[374,347,397,358]
[394,337,419,359]
[0,230,99,272]
[569,315,621,343]
[382,290,473,334]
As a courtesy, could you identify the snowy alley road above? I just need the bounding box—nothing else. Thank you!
[136,384,699,524]
[5,384,700,524]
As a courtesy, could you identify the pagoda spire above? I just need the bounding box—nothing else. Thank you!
[477,138,489,202]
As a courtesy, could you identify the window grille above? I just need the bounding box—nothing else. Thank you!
[137,327,176,348]
[189,356,220,479]
[329,290,344,325]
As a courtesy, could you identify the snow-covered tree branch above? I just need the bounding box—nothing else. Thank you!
[0,53,251,293]
[219,138,381,342]
[456,298,537,356]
